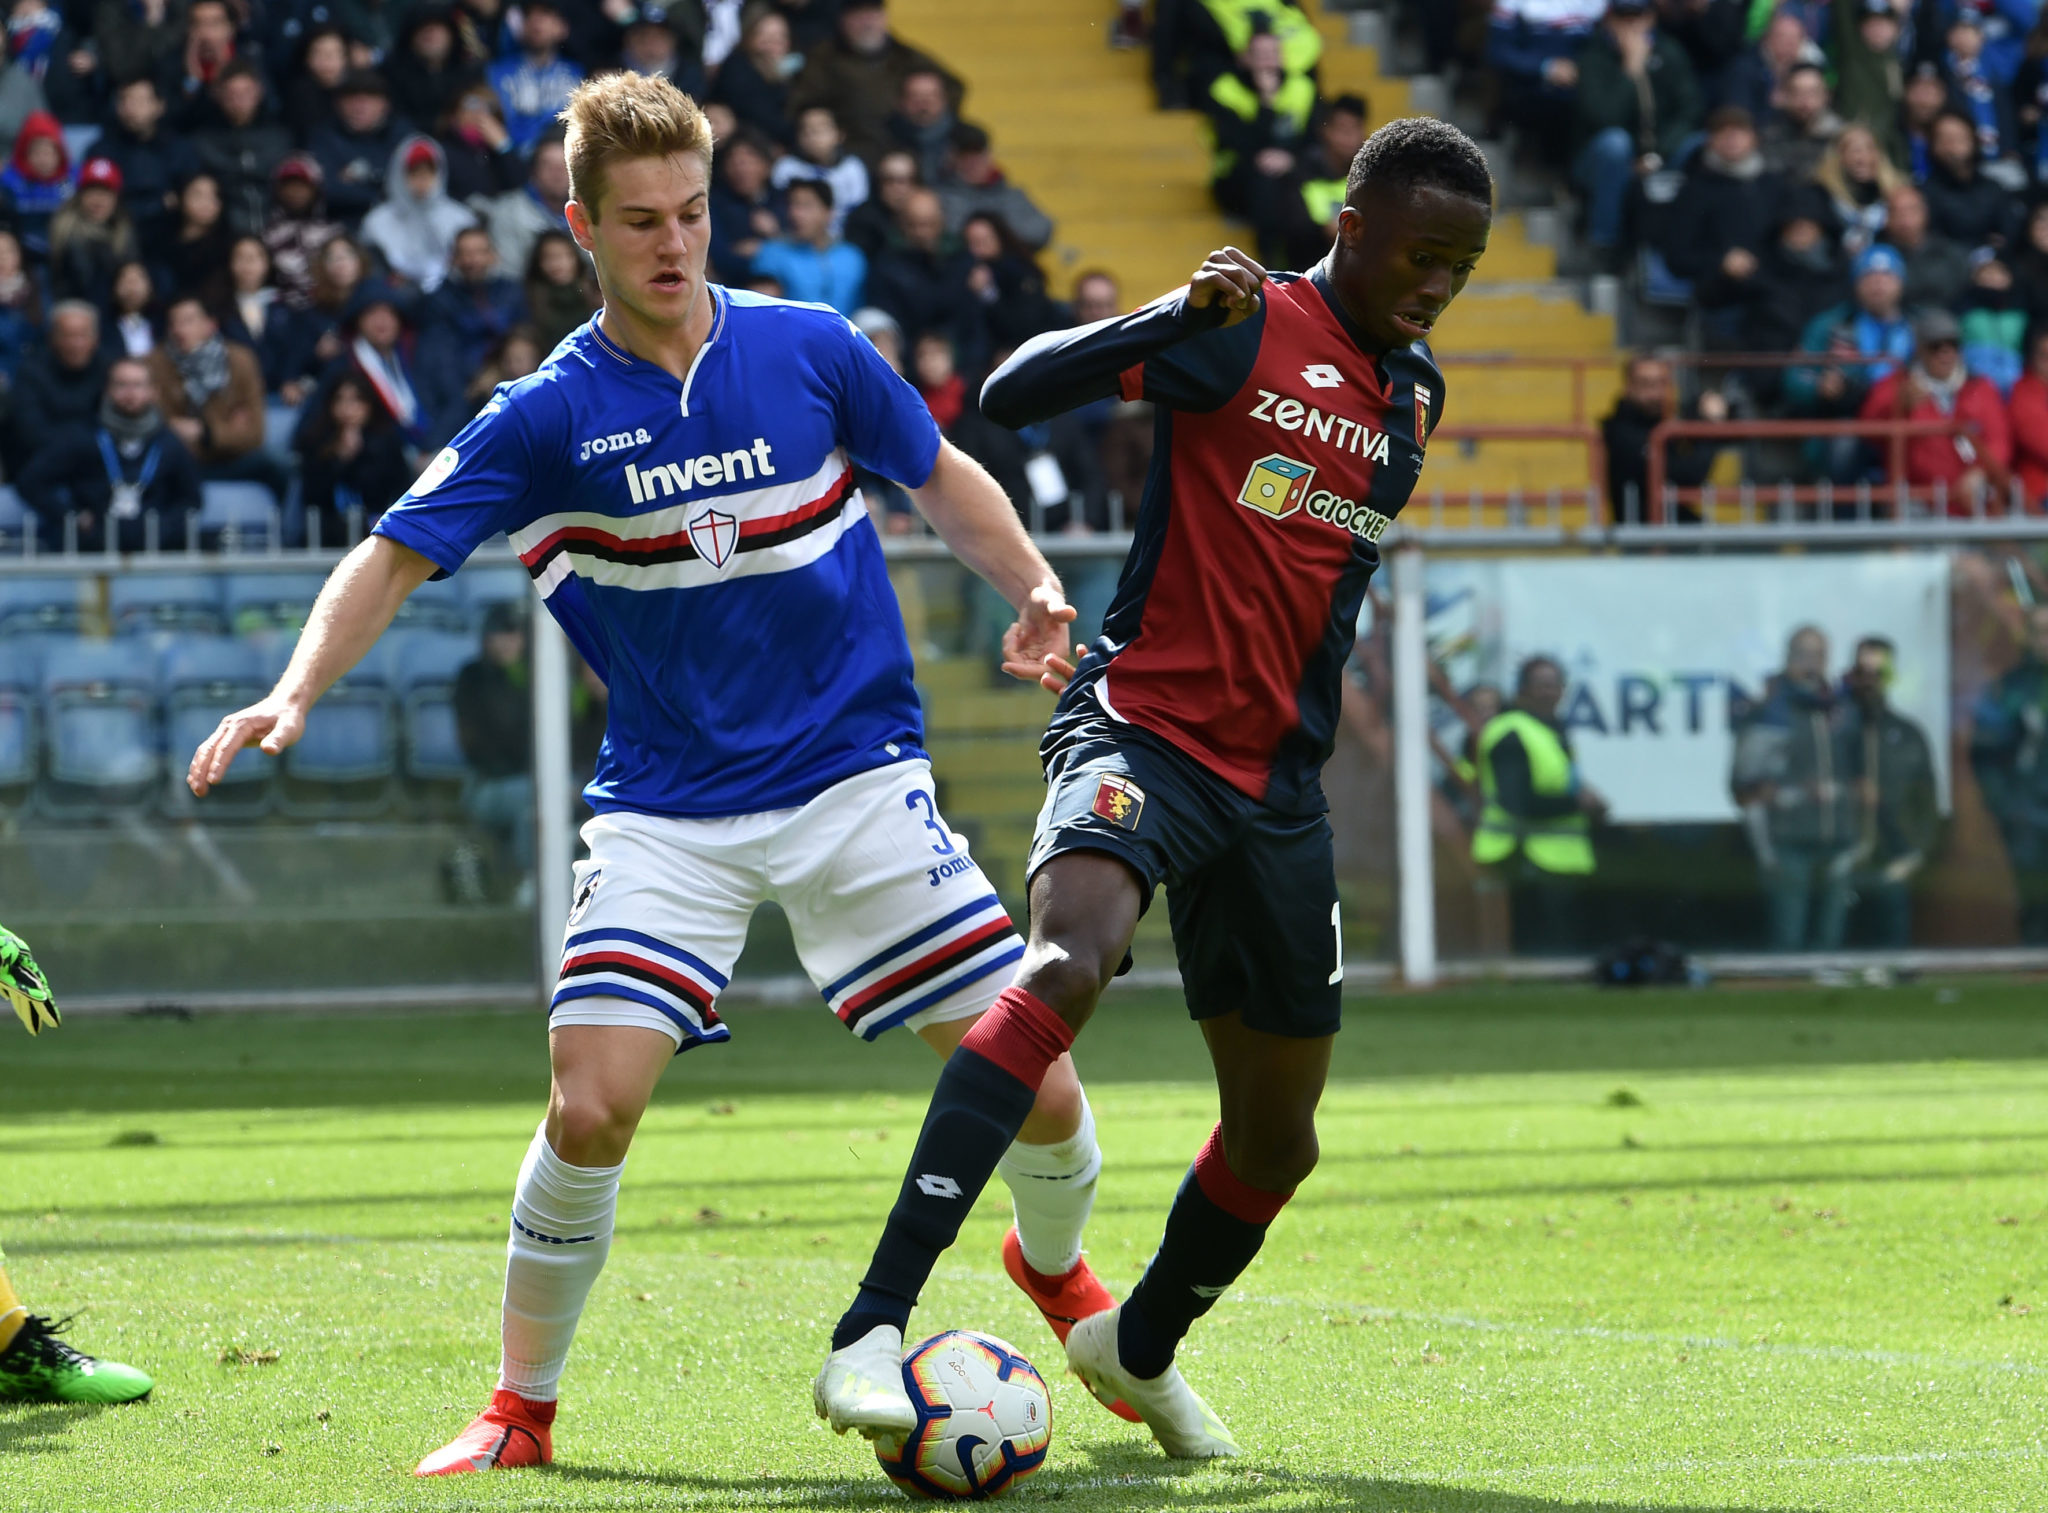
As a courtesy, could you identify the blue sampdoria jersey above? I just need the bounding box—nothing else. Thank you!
[373,287,941,818]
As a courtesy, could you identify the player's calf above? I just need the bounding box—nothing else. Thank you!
[1116,1124,1299,1382]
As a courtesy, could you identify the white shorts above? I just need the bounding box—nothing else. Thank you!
[550,760,1024,1050]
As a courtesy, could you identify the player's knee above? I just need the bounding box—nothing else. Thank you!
[1224,1120,1320,1193]
[1014,946,1104,1033]
[547,1089,641,1166]
[1023,1055,1085,1136]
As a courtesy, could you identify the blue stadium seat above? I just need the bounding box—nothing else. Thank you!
[200,481,281,547]
[160,635,272,816]
[459,564,533,617]
[225,571,329,633]
[0,641,37,805]
[109,574,226,636]
[391,573,470,632]
[0,578,86,638]
[40,636,158,815]
[264,633,394,815]
[389,629,477,784]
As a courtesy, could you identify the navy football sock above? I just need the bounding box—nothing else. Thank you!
[1119,1125,1293,1379]
[832,988,1074,1352]
[831,1048,1037,1348]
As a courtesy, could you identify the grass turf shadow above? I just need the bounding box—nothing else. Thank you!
[546,1443,1815,1512]
[0,1399,114,1453]
[17,983,2048,1118]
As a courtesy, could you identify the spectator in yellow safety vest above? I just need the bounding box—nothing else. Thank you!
[1472,656,1606,955]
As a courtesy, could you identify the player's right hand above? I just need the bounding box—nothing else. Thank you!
[1188,247,1266,327]
[187,696,307,797]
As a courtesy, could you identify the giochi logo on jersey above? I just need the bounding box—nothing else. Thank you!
[1237,452,1396,543]
[1239,454,1314,517]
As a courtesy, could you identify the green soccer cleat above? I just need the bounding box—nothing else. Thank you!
[0,1315,153,1404]
[0,925,58,1035]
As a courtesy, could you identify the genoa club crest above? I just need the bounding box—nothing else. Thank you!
[688,507,739,568]
[1089,775,1146,831]
[1414,391,1431,449]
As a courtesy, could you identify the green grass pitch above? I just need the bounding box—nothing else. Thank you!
[5,982,2048,1512]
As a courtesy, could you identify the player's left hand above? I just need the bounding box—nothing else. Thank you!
[0,925,59,1035]
[1001,581,1082,693]
[1188,247,1266,327]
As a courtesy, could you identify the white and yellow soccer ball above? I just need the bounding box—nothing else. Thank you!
[875,1330,1051,1500]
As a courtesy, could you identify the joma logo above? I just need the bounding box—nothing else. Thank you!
[579,427,652,462]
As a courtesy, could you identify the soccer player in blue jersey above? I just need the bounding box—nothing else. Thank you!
[821,118,1494,1460]
[187,72,1127,1475]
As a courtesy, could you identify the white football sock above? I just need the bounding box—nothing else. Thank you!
[497,1123,625,1402]
[999,1094,1101,1276]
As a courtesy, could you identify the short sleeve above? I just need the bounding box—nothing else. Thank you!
[1120,303,1265,412]
[373,389,539,575]
[831,317,942,488]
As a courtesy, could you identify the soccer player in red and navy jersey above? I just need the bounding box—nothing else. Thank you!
[816,118,1493,1458]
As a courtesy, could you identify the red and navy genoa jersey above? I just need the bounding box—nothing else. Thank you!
[983,267,1444,814]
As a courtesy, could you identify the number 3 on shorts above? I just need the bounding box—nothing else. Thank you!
[1328,901,1344,987]
[906,789,956,856]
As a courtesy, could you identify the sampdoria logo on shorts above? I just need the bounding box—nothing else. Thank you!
[568,868,604,926]
[1090,775,1146,831]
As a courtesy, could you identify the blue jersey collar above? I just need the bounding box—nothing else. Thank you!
[586,285,729,416]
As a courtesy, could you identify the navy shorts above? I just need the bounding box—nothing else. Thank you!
[1026,715,1343,1039]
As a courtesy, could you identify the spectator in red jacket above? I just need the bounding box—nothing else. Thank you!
[1861,308,2013,511]
[2012,328,2048,509]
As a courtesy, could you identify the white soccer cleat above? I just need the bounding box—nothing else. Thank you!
[1065,1305,1240,1460]
[813,1323,917,1442]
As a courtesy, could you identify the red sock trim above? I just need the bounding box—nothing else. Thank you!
[958,986,1074,1089]
[1191,1124,1293,1225]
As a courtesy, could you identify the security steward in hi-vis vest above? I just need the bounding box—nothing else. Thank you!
[1473,657,1603,953]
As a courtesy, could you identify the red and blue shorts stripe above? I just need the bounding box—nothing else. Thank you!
[821,893,1025,1040]
[552,927,732,1048]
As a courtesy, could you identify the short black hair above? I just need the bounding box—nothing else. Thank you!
[786,176,834,210]
[1785,61,1829,85]
[1345,115,1491,207]
[1516,655,1563,694]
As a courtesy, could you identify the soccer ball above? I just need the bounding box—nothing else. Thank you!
[874,1330,1051,1500]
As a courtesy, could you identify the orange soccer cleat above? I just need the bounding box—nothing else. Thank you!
[1001,1225,1139,1422]
[414,1388,555,1476]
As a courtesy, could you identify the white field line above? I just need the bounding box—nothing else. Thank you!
[29,1214,2048,1382]
[1242,1291,2048,1378]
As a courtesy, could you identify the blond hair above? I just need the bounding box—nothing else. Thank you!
[1813,123,1905,208]
[561,72,714,219]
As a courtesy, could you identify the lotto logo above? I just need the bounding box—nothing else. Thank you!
[1090,775,1146,831]
[1238,454,1314,519]
[917,1174,963,1200]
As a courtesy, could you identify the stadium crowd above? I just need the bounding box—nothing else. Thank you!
[1376,0,2048,512]
[0,0,1132,551]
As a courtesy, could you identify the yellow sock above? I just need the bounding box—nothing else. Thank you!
[0,1264,24,1351]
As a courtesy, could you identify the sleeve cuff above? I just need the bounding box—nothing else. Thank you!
[371,513,467,581]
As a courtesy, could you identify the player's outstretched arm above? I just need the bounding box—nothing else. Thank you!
[186,536,438,796]
[980,247,1267,429]
[910,440,1080,692]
